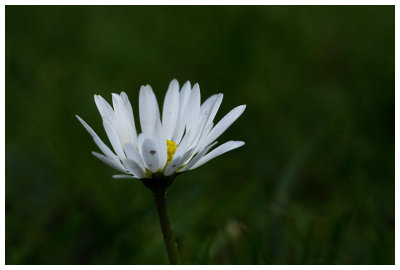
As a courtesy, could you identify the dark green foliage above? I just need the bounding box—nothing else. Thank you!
[6,6,394,264]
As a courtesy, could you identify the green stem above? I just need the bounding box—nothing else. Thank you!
[152,189,181,264]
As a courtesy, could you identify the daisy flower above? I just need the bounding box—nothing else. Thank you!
[76,79,246,264]
[76,79,245,181]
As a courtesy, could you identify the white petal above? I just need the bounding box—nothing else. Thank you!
[103,118,126,158]
[186,83,201,132]
[203,105,246,147]
[93,137,115,159]
[200,121,214,144]
[120,92,137,134]
[178,148,195,167]
[200,94,218,113]
[92,151,126,173]
[172,81,191,144]
[113,92,137,146]
[122,159,146,179]
[164,148,194,176]
[164,156,182,176]
[112,94,129,146]
[173,130,192,159]
[162,79,180,140]
[204,93,223,129]
[139,85,160,138]
[191,121,214,155]
[94,95,115,121]
[76,115,115,159]
[185,109,209,151]
[112,174,138,179]
[137,133,146,150]
[187,94,222,153]
[123,143,145,171]
[154,121,167,170]
[140,138,160,173]
[180,141,218,172]
[190,141,245,170]
[199,94,222,133]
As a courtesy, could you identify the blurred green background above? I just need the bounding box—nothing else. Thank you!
[6,6,394,265]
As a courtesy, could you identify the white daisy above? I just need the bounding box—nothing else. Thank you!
[76,79,246,181]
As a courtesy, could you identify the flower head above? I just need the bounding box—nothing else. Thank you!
[76,79,245,181]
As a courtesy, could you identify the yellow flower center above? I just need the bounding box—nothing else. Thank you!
[166,139,178,166]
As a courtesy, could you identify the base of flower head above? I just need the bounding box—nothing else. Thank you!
[140,172,181,192]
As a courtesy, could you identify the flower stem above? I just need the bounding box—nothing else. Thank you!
[152,189,181,264]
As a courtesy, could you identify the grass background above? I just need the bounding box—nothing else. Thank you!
[6,6,394,264]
